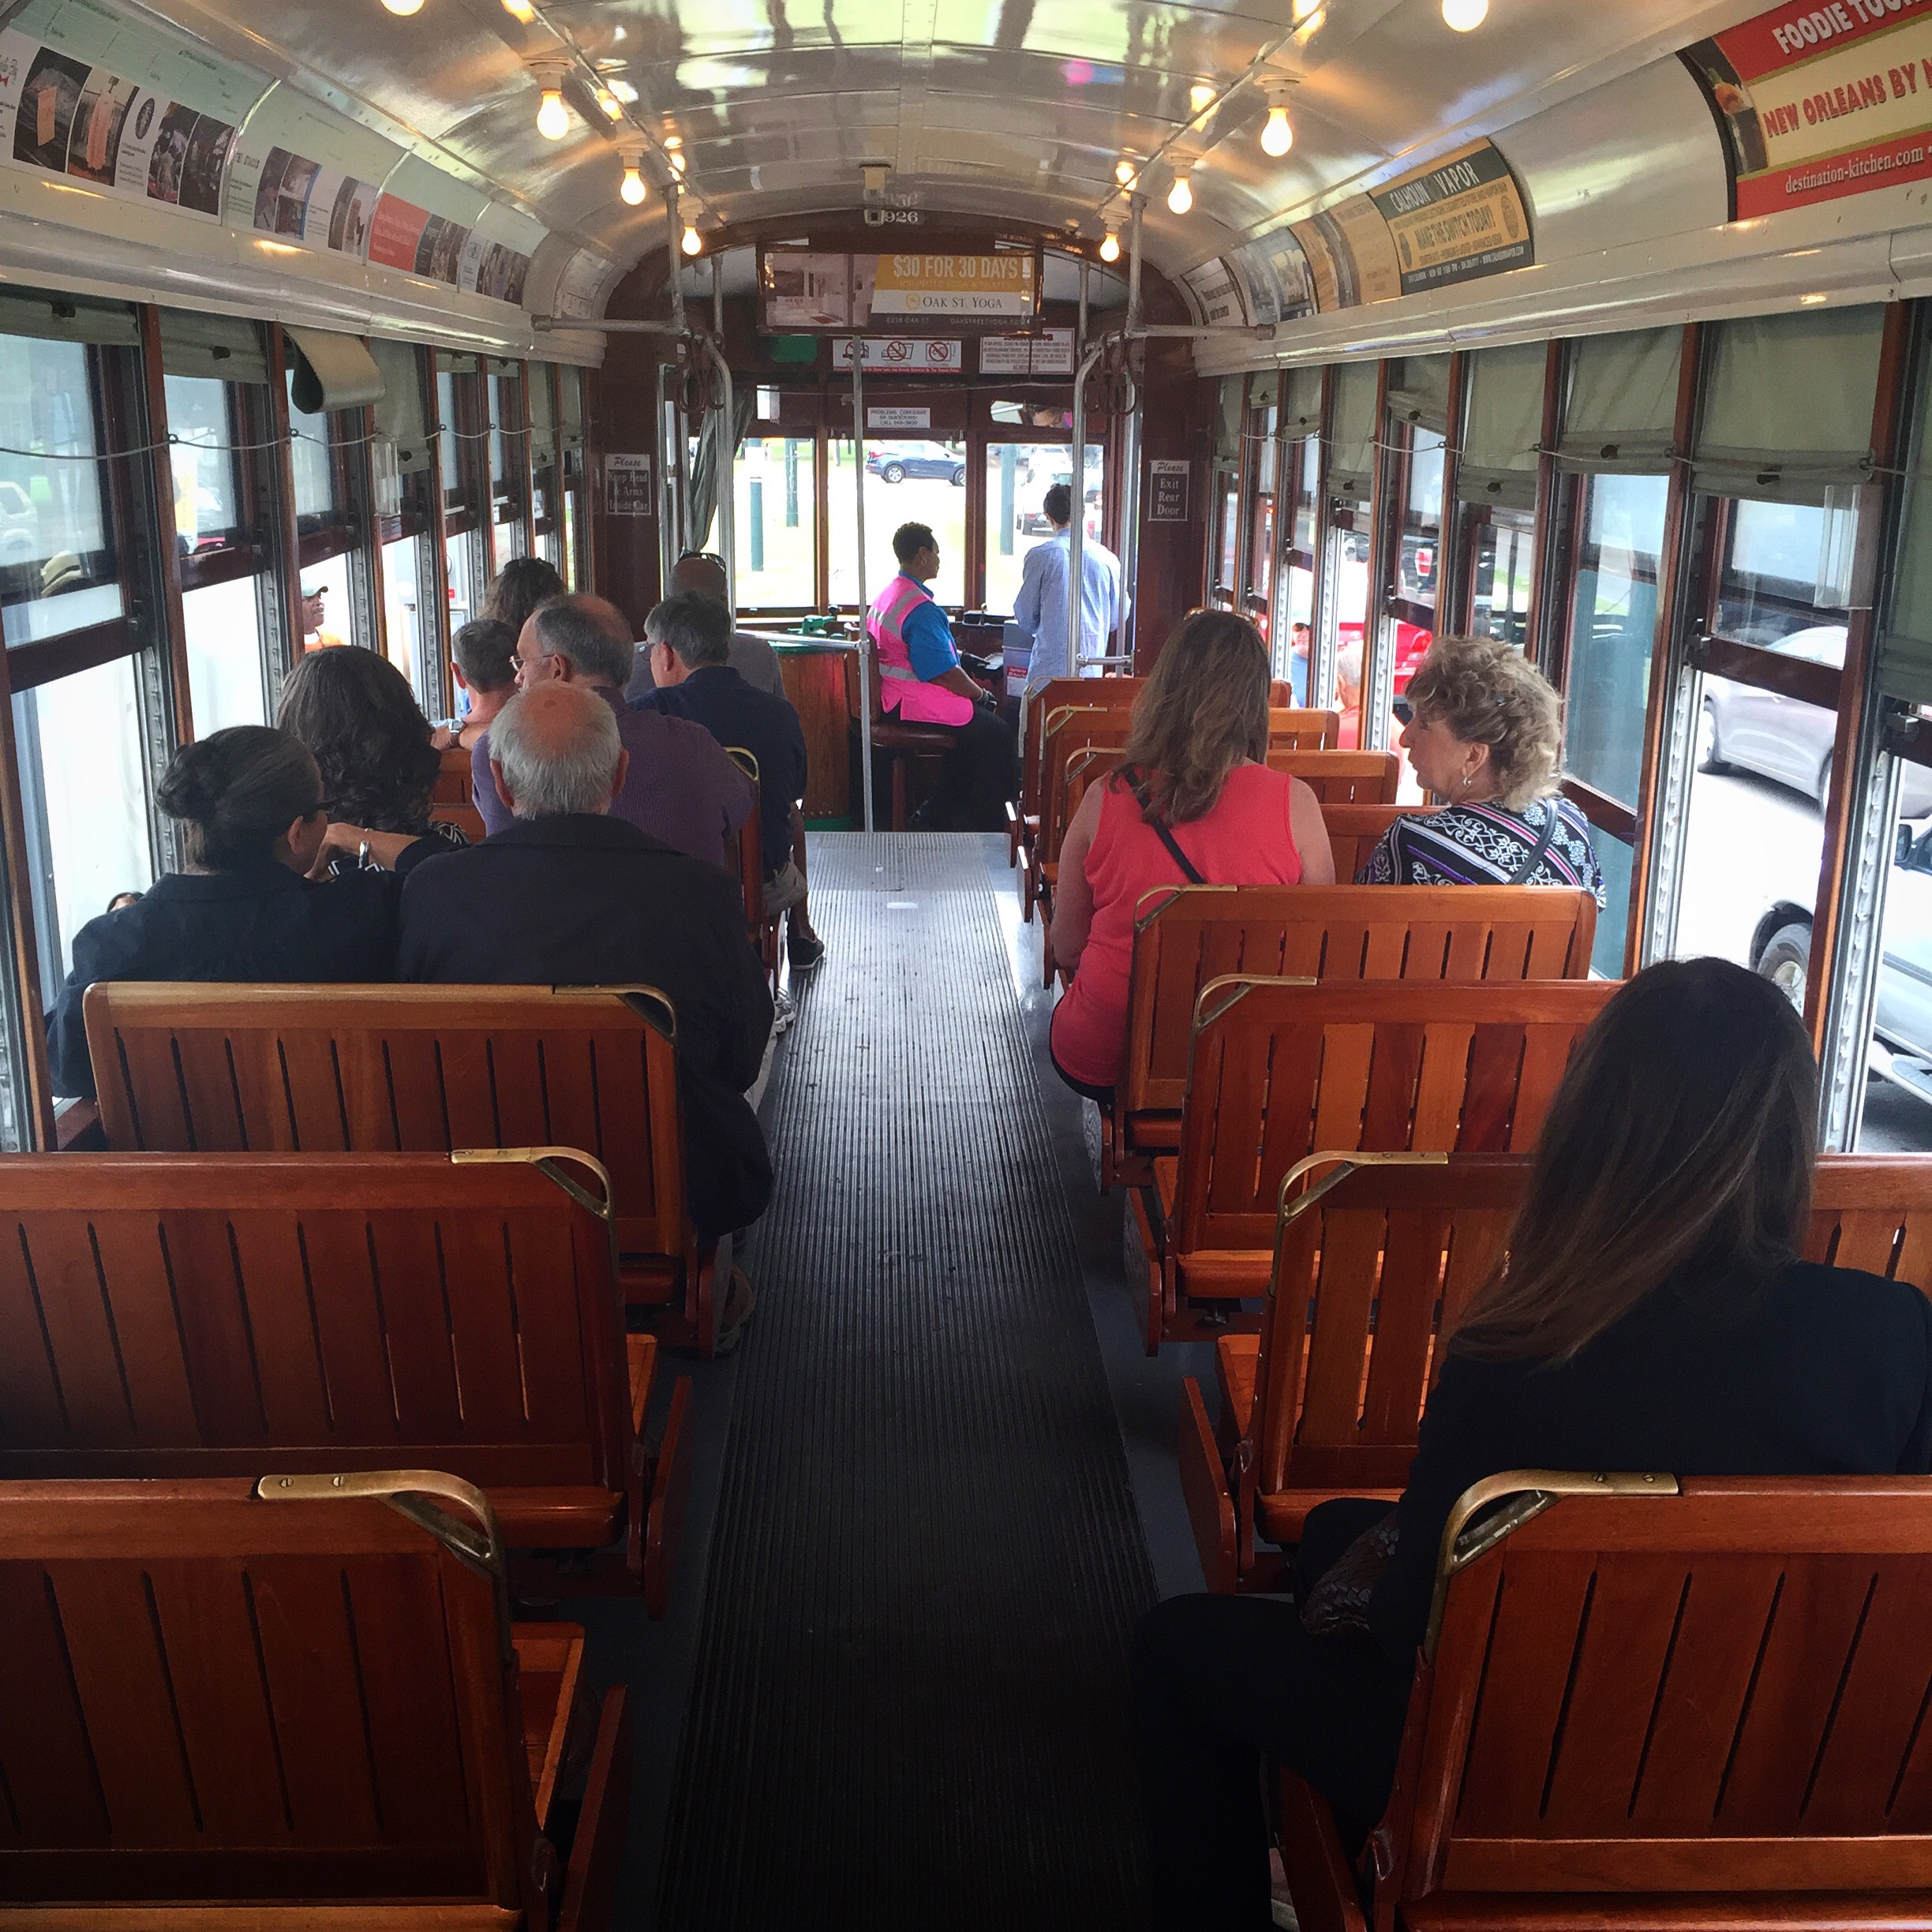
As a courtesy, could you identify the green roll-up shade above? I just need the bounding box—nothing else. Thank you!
[560,367,584,450]
[369,337,432,475]
[1282,365,1323,436]
[284,326,384,414]
[157,311,268,387]
[1694,305,1883,504]
[1387,353,1451,434]
[1215,376,1244,459]
[1559,327,1681,474]
[1249,370,1278,410]
[529,361,555,443]
[1327,360,1380,504]
[0,289,137,346]
[1456,341,1545,511]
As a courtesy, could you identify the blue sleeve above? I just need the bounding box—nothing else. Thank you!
[1013,547,1043,634]
[471,731,511,837]
[902,600,959,682]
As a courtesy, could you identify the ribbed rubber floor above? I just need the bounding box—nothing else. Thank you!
[654,833,1156,1930]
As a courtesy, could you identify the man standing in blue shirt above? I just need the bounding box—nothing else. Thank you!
[1011,483,1128,702]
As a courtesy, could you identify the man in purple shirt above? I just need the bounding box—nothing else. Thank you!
[471,594,752,871]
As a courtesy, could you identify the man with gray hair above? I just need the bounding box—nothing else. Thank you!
[399,680,774,1266]
[470,592,754,867]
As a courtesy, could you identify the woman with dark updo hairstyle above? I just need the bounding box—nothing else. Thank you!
[46,725,414,1100]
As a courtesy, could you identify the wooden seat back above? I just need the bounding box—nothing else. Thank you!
[1173,978,1618,1267]
[1358,1474,1932,1923]
[1321,801,1429,881]
[725,745,766,928]
[0,1473,579,1922]
[84,982,691,1279]
[1256,1152,1932,1511]
[1121,885,1599,1127]
[430,742,487,842]
[1267,747,1398,803]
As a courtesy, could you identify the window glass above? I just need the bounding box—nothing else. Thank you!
[1715,499,1846,646]
[1291,436,1317,555]
[983,442,1102,616]
[182,575,267,733]
[286,372,335,522]
[1275,564,1315,700]
[1400,426,1444,616]
[1212,462,1239,599]
[828,438,966,608]
[1470,508,1536,647]
[15,653,152,1022]
[1327,507,1370,747]
[1591,832,1635,979]
[0,333,116,638]
[1859,789,1932,1151]
[447,526,479,633]
[563,485,581,590]
[165,375,242,546]
[438,368,461,499]
[1564,474,1668,806]
[383,533,425,691]
[298,552,352,653]
[490,367,523,563]
[736,435,816,608]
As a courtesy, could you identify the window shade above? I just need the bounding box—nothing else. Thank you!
[1215,376,1244,458]
[1387,353,1451,434]
[1282,365,1323,436]
[1455,342,1546,511]
[0,290,137,347]
[529,362,555,442]
[1249,371,1278,410]
[1693,305,1884,504]
[369,337,431,475]
[284,326,384,415]
[157,311,268,388]
[1559,327,1681,474]
[560,367,584,450]
[1881,421,1932,703]
[1327,360,1380,504]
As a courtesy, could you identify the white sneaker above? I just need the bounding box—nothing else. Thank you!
[772,989,797,1036]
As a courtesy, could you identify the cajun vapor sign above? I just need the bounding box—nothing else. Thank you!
[1686,0,1932,218]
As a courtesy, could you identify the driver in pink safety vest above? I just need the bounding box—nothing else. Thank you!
[866,520,1018,831]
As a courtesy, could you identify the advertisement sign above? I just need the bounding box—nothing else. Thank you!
[868,252,1037,320]
[1148,459,1189,522]
[1291,196,1404,311]
[1227,227,1316,327]
[1371,140,1532,295]
[1684,1,1932,218]
[833,335,964,372]
[976,328,1074,376]
[0,0,264,223]
[1182,259,1249,327]
[762,249,851,328]
[605,453,652,517]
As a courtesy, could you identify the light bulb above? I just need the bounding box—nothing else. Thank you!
[1261,103,1293,156]
[1099,230,1120,263]
[597,88,622,118]
[1115,157,1136,185]
[536,86,569,139]
[620,162,646,204]
[1442,0,1487,27]
[669,148,686,174]
[1189,81,1216,114]
[382,0,424,15]
[500,0,534,18]
[1166,171,1193,215]
[682,223,703,256]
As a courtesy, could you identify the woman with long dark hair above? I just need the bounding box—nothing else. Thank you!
[1133,957,1932,1929]
[483,554,565,638]
[1049,609,1335,1099]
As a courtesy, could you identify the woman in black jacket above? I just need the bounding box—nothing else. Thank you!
[1133,957,1932,1930]
[47,726,431,1099]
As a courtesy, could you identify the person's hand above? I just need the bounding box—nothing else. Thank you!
[311,822,366,878]
[429,722,459,752]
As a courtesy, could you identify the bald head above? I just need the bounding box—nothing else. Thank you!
[572,593,635,646]
[670,555,729,608]
[488,681,628,819]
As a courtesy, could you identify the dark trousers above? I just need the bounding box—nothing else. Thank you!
[1131,1502,1412,1930]
[920,709,1019,832]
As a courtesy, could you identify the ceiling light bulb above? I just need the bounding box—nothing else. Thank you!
[1167,170,1193,215]
[1099,229,1120,263]
[620,161,646,204]
[1261,103,1292,155]
[597,88,622,118]
[682,223,703,256]
[1115,157,1136,185]
[1189,82,1215,114]
[536,86,569,139]
[1441,0,1487,28]
[500,0,534,19]
[382,0,425,15]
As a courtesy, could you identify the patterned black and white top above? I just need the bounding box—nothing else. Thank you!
[1357,794,1606,906]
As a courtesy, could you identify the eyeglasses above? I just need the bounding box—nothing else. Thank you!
[676,549,727,568]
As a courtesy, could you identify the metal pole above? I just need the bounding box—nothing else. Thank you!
[1126,193,1146,334]
[703,335,736,612]
[1118,368,1143,669]
[1077,258,1090,366]
[1068,339,1101,673]
[853,349,874,834]
[664,190,688,550]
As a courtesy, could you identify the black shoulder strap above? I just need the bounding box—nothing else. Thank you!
[1125,766,1207,886]
[1506,799,1561,886]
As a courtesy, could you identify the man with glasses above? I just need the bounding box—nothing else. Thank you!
[470,593,754,871]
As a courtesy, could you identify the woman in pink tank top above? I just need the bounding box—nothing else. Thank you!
[1049,612,1335,1095]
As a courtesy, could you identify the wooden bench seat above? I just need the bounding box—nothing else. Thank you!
[1131,978,1616,1350]
[1320,801,1430,881]
[1103,884,1598,1190]
[1181,1152,1932,1594]
[0,1151,692,1612]
[84,979,735,1354]
[1279,1473,1932,1932]
[0,1473,629,1927]
[433,739,488,844]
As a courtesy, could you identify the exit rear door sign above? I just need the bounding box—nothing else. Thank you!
[1149,459,1189,522]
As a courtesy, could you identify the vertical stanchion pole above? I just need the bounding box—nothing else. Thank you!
[853,350,874,833]
[1069,341,1104,672]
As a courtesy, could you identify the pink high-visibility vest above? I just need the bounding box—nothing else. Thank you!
[866,573,974,727]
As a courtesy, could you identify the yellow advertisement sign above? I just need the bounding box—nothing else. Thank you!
[868,253,1039,319]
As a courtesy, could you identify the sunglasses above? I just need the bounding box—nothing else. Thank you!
[1392,698,1414,724]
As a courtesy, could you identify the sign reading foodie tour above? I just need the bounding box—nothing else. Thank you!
[869,253,1038,320]
[1685,0,1932,218]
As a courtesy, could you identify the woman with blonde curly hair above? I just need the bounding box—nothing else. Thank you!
[1049,610,1335,1099]
[1360,634,1604,903]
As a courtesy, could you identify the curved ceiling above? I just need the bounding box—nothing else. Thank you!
[133,0,1773,280]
